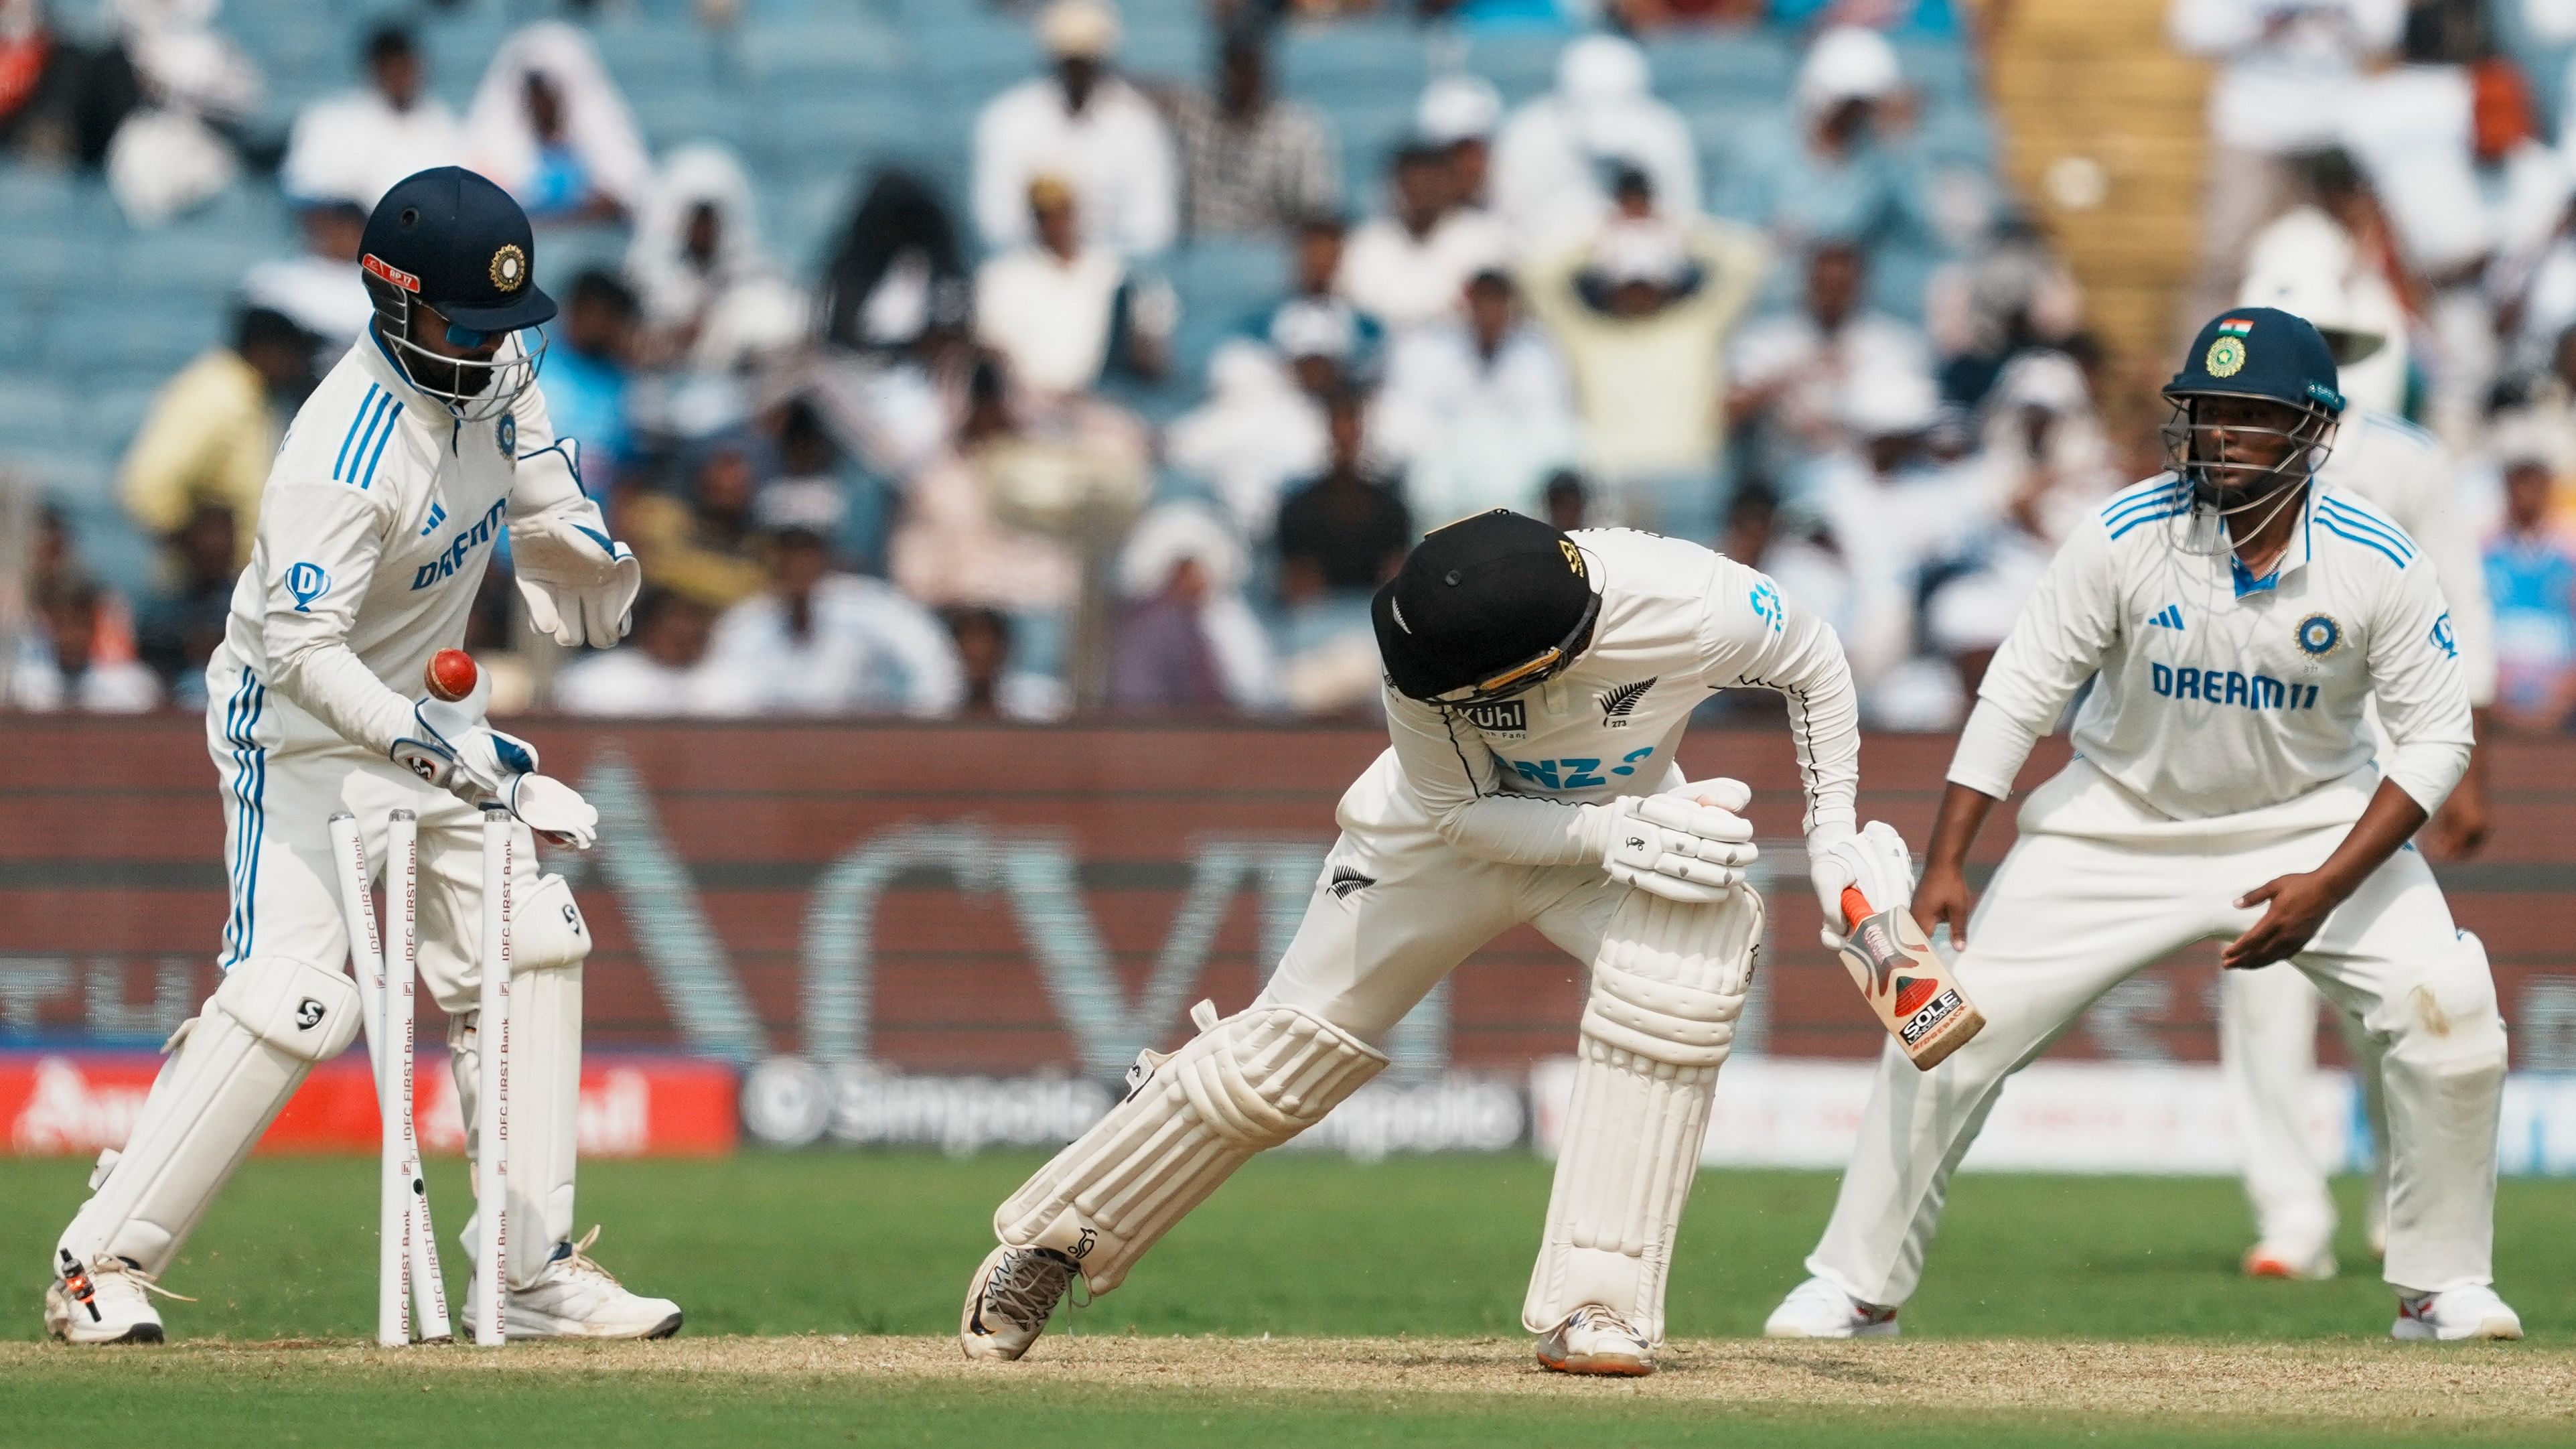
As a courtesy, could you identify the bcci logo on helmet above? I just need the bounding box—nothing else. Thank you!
[490,244,528,293]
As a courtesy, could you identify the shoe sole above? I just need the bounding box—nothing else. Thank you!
[1536,1348,1653,1377]
[2244,1254,2336,1282]
[1764,1320,1900,1340]
[47,1322,163,1345]
[480,1308,685,1340]
[2394,1318,2522,1342]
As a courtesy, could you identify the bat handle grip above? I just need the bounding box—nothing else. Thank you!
[1839,884,1873,930]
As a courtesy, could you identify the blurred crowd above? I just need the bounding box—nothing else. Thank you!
[51,0,2557,736]
[2170,0,2576,735]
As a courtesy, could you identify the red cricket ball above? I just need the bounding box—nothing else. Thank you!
[425,648,479,703]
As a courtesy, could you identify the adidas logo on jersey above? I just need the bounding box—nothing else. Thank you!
[2147,604,2185,631]
[418,501,448,537]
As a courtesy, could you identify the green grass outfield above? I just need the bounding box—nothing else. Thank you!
[1,1154,2570,1447]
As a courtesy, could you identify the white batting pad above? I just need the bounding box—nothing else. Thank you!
[449,959,583,1288]
[57,956,363,1275]
[995,1001,1388,1294]
[1524,886,1762,1343]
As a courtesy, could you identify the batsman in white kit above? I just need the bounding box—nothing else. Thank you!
[42,168,680,1344]
[1764,307,2521,1343]
[960,508,1906,1374]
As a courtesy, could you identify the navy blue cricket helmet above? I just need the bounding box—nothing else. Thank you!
[2157,307,2345,551]
[2163,306,2344,417]
[360,167,554,419]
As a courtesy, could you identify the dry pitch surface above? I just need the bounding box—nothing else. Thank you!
[5,1334,2567,1420]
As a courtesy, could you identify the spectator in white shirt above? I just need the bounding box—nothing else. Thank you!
[1726,240,1934,485]
[1336,143,1510,331]
[464,20,654,222]
[1163,339,1328,542]
[975,175,1173,395]
[626,143,810,374]
[1417,72,1503,209]
[1373,267,1579,523]
[241,198,374,350]
[553,589,764,717]
[1489,33,1700,256]
[2168,0,2405,324]
[973,0,1178,259]
[1810,366,1994,693]
[279,24,465,209]
[705,494,965,718]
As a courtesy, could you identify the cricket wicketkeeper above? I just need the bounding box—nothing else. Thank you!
[961,510,1897,1374]
[44,169,677,1344]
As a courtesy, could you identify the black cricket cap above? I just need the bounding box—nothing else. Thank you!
[360,166,557,333]
[1372,510,1597,703]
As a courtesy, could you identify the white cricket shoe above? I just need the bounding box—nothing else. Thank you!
[1764,1277,1900,1339]
[1534,1304,1653,1376]
[2242,1242,2338,1281]
[960,1243,1075,1361]
[465,1227,683,1340]
[43,1252,169,1345]
[2392,1286,2522,1342]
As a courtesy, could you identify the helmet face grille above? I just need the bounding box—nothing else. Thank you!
[366,275,547,422]
[2157,397,2336,555]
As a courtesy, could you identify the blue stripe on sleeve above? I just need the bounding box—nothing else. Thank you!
[2315,516,2411,568]
[332,385,381,481]
[358,401,404,489]
[2102,484,2188,525]
[2107,504,2190,540]
[340,393,394,485]
[2317,500,2413,559]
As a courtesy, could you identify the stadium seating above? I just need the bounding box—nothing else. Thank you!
[0,5,2002,604]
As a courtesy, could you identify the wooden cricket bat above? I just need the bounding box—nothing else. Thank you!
[1838,886,1985,1070]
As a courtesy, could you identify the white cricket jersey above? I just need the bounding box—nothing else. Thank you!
[2319,407,2497,707]
[1948,475,2474,827]
[211,332,603,756]
[1346,528,1861,863]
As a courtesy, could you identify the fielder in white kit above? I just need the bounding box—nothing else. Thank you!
[44,169,679,1344]
[2224,265,2500,1280]
[1764,307,2520,1343]
[958,509,1916,1375]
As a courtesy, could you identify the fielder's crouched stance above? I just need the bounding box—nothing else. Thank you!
[963,511,1892,1373]
[44,169,677,1344]
[1764,309,2520,1344]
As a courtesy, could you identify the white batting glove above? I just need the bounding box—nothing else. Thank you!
[1809,821,1914,951]
[388,679,599,850]
[510,509,642,648]
[1602,776,1758,905]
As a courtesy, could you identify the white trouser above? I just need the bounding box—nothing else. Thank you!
[208,664,549,1013]
[54,665,587,1286]
[1254,819,1626,1039]
[1806,824,2506,1305]
[2220,963,2391,1258]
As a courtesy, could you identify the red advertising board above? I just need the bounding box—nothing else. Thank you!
[1,718,2571,1135]
[2,1052,737,1157]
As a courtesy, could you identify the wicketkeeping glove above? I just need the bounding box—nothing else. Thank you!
[1808,821,1914,951]
[388,675,599,849]
[1601,776,1759,905]
[510,510,642,648]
